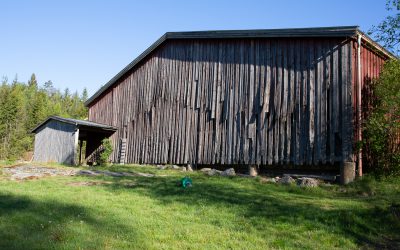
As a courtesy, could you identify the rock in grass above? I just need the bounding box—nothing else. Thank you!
[278,176,295,185]
[156,165,168,170]
[296,177,319,187]
[170,165,180,170]
[207,169,222,176]
[260,177,276,183]
[186,165,193,172]
[221,168,236,177]
[200,167,235,177]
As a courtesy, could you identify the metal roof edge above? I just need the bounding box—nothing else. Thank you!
[355,28,398,59]
[165,26,359,39]
[31,116,74,133]
[31,116,118,133]
[85,33,168,106]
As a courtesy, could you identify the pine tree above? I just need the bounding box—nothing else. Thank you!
[82,88,88,102]
[0,75,89,160]
[28,73,38,88]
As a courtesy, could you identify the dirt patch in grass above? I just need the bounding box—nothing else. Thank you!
[3,165,78,180]
[67,181,114,186]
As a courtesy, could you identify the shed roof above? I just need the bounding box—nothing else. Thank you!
[31,116,117,133]
[85,26,396,106]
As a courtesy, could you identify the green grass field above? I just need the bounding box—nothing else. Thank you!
[0,163,399,249]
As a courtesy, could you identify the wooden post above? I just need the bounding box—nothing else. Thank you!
[73,128,79,166]
[340,161,355,184]
[249,165,259,177]
[357,35,363,177]
[79,140,83,165]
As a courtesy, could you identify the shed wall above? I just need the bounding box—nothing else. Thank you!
[89,38,354,166]
[33,120,77,165]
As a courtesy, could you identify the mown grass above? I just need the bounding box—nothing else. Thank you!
[0,163,399,249]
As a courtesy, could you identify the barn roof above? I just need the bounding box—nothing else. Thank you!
[31,116,117,133]
[85,26,396,107]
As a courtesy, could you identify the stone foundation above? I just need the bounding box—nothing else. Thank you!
[340,161,355,184]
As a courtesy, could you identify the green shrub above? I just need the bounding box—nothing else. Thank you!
[98,138,113,166]
[363,60,400,176]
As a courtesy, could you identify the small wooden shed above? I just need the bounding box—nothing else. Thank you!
[32,116,117,165]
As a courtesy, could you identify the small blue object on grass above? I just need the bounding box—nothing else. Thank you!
[181,177,192,188]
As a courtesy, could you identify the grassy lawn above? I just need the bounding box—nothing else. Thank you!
[0,163,399,249]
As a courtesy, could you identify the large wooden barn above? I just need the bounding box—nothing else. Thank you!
[34,26,395,181]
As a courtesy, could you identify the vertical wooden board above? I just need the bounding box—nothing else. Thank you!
[272,40,278,165]
[331,41,338,161]
[179,45,188,163]
[159,52,167,163]
[175,46,183,163]
[215,42,224,163]
[225,42,231,163]
[219,43,227,164]
[264,41,271,113]
[185,57,193,163]
[255,40,262,165]
[340,42,347,161]
[227,41,236,164]
[238,41,244,163]
[322,40,330,164]
[346,41,353,162]
[184,45,193,163]
[200,45,209,164]
[169,47,178,162]
[267,40,275,165]
[161,49,169,162]
[301,39,309,165]
[263,41,270,165]
[232,42,240,163]
[287,40,295,163]
[308,39,315,165]
[280,40,288,164]
[196,45,205,163]
[249,40,256,164]
[293,40,301,164]
[224,42,230,164]
[314,41,322,164]
[207,43,215,164]
[259,41,265,109]
[258,41,266,164]
[211,43,218,120]
[182,45,191,163]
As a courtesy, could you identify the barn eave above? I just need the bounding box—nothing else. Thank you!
[31,116,117,134]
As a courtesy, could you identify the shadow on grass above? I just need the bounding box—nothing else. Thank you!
[99,174,400,249]
[0,193,141,250]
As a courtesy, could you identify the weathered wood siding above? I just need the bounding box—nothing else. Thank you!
[33,120,77,164]
[351,41,392,171]
[351,41,386,129]
[88,37,354,166]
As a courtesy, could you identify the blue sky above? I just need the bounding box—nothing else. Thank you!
[0,0,391,96]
